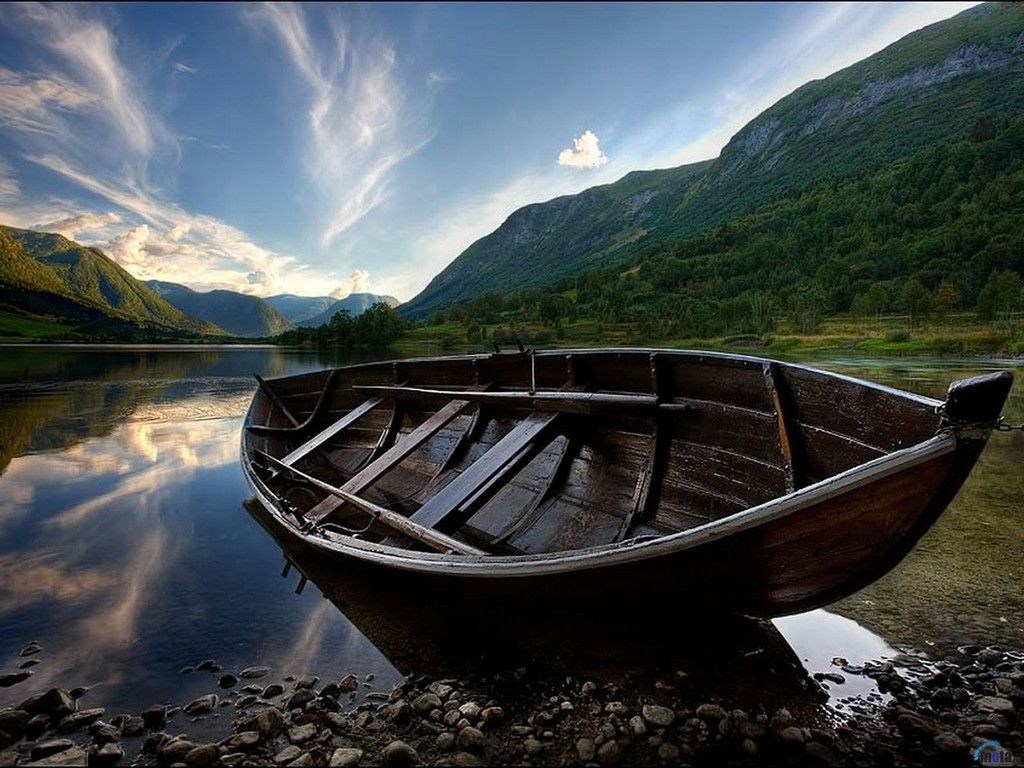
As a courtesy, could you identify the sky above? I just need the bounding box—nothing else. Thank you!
[0,2,978,302]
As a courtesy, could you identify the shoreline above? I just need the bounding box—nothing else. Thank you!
[2,641,1020,767]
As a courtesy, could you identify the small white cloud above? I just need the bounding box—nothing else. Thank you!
[247,270,269,285]
[36,211,122,239]
[329,269,370,299]
[557,130,607,169]
[173,62,197,74]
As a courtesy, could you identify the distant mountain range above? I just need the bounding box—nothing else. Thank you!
[402,2,1024,317]
[0,224,399,339]
[146,280,292,337]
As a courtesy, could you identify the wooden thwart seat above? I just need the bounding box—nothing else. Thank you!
[278,397,383,468]
[307,397,475,523]
[409,411,561,533]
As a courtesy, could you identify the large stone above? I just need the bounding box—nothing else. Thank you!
[641,704,675,728]
[19,643,41,658]
[255,707,285,738]
[273,745,302,765]
[56,708,105,733]
[458,702,481,720]
[227,731,261,750]
[141,706,166,731]
[0,672,32,688]
[31,740,75,760]
[262,684,285,699]
[597,740,622,766]
[288,754,315,767]
[183,695,218,716]
[696,703,727,722]
[184,744,220,768]
[288,723,317,744]
[26,746,88,766]
[119,715,144,737]
[975,696,1014,713]
[337,675,359,693]
[329,747,364,767]
[20,689,76,720]
[93,742,124,766]
[158,738,197,765]
[412,693,442,714]
[240,667,270,679]
[285,690,315,710]
[778,726,806,745]
[381,740,418,767]
[479,707,503,728]
[428,682,453,700]
[218,674,238,690]
[933,732,966,753]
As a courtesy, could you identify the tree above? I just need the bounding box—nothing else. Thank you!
[933,282,962,322]
[977,270,1022,323]
[900,278,933,326]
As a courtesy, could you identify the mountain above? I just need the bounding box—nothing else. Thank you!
[296,293,400,328]
[0,225,222,336]
[147,281,290,337]
[264,294,339,325]
[403,2,1024,317]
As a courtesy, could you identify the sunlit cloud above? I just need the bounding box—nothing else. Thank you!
[330,269,371,299]
[36,211,122,240]
[173,61,197,74]
[557,130,608,169]
[249,3,433,247]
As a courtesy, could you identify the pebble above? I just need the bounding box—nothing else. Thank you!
[412,692,442,713]
[27,745,87,766]
[696,703,727,722]
[576,737,596,762]
[458,701,481,720]
[228,731,261,750]
[183,695,218,716]
[285,689,316,710]
[428,682,454,700]
[184,743,219,768]
[933,731,966,752]
[381,740,418,767]
[0,672,31,688]
[436,732,456,751]
[262,683,285,698]
[57,708,105,732]
[273,745,302,765]
[778,726,806,745]
[975,696,1014,713]
[641,704,675,727]
[195,660,219,672]
[629,715,647,737]
[94,742,124,766]
[19,642,42,657]
[450,752,482,767]
[294,676,319,690]
[330,747,364,767]
[457,726,485,752]
[18,659,39,669]
[523,737,544,757]
[240,666,270,679]
[597,739,622,766]
[31,739,74,760]
[255,706,285,738]
[338,674,359,693]
[288,723,317,744]
[658,742,680,760]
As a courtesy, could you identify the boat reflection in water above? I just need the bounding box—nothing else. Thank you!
[245,500,828,716]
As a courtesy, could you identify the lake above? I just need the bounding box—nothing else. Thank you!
[0,345,1021,725]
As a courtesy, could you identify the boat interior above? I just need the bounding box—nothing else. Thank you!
[244,350,943,557]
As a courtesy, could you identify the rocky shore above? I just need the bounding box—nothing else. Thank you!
[1,641,1021,767]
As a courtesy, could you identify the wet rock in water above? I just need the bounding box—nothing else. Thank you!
[641,704,675,728]
[93,742,124,766]
[180,666,195,675]
[227,731,261,751]
[239,666,270,679]
[255,707,285,738]
[285,689,315,710]
[57,708,105,733]
[234,694,257,710]
[29,745,88,766]
[31,739,75,760]
[412,693,442,714]
[813,672,846,685]
[0,708,30,746]
[195,660,219,672]
[330,747,364,767]
[597,740,622,766]
[456,726,485,752]
[18,658,40,670]
[19,642,41,657]
[576,737,596,762]
[141,705,167,730]
[119,715,144,737]
[93,723,120,743]
[293,676,319,691]
[273,745,302,765]
[0,671,32,688]
[696,703,727,722]
[20,688,77,720]
[184,743,219,768]
[183,695,218,716]
[337,675,359,693]
[975,696,1014,713]
[68,688,88,701]
[262,683,285,699]
[288,723,317,744]
[381,740,418,767]
[218,674,238,689]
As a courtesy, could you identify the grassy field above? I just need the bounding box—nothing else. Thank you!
[393,313,1024,360]
[0,310,82,342]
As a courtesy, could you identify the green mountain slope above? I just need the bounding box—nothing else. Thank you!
[298,293,401,328]
[0,225,223,336]
[147,281,291,337]
[264,294,339,325]
[404,2,1024,317]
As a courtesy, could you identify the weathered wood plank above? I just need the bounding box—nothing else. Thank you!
[258,451,484,556]
[255,374,300,427]
[763,362,797,493]
[307,398,475,523]
[616,422,667,541]
[279,398,383,467]
[354,384,659,415]
[409,411,560,532]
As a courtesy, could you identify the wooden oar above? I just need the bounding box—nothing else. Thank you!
[256,451,485,557]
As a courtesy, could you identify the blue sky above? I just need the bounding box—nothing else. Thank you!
[0,2,976,301]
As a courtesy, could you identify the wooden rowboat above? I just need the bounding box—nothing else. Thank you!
[241,349,1012,616]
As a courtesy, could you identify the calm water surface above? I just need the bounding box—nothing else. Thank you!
[0,346,1021,721]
